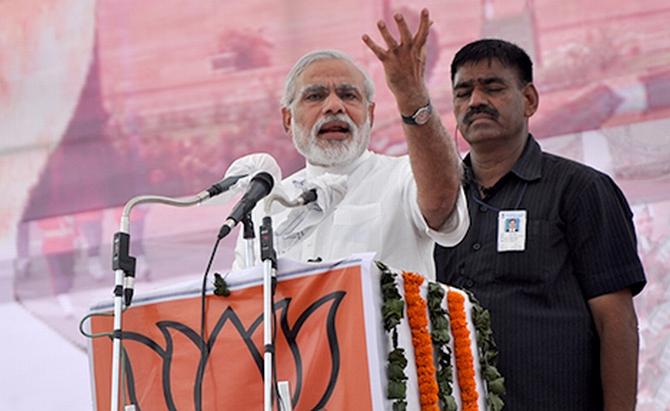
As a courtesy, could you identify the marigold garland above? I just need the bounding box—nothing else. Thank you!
[447,289,480,411]
[379,263,501,410]
[402,272,439,411]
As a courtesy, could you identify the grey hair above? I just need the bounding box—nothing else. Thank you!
[280,49,376,108]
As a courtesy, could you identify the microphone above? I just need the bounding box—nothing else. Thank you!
[205,174,248,197]
[218,171,275,239]
[203,153,282,201]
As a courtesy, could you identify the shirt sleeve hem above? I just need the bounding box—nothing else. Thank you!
[425,187,470,247]
[582,265,647,300]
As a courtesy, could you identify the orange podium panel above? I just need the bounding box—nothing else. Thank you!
[89,255,382,411]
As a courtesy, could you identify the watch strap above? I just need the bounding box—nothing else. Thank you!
[401,101,432,125]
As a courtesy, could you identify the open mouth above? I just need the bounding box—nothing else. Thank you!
[317,120,351,139]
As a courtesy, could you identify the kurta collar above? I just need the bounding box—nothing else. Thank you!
[305,150,372,178]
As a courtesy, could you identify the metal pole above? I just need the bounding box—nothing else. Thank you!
[109,268,125,411]
[109,191,210,411]
[259,216,277,411]
[263,258,274,411]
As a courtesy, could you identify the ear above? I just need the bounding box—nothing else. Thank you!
[367,102,376,128]
[523,83,539,118]
[281,107,292,133]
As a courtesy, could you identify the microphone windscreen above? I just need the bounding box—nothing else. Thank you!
[225,152,282,184]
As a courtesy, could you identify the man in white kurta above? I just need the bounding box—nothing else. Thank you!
[233,150,468,279]
[233,10,468,279]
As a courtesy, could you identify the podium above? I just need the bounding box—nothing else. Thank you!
[87,253,499,410]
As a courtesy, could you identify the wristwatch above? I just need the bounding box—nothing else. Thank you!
[401,101,432,126]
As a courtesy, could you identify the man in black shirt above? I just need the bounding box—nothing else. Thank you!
[434,39,646,410]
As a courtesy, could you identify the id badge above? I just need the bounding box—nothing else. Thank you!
[497,210,526,252]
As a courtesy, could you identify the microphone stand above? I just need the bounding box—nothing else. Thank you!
[242,212,255,268]
[109,191,211,411]
[259,216,277,411]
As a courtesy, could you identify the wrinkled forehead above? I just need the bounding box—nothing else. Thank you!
[453,58,523,87]
[297,58,366,90]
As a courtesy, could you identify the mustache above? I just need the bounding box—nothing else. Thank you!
[464,105,499,124]
[313,113,357,135]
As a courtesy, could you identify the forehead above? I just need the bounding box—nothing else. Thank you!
[297,58,366,88]
[452,58,520,86]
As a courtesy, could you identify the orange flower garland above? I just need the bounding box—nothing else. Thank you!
[402,272,439,411]
[447,289,479,411]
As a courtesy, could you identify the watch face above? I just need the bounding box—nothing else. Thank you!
[414,106,431,125]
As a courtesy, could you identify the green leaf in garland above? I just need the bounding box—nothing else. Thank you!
[427,283,445,310]
[488,377,506,395]
[443,395,458,411]
[431,328,451,344]
[376,260,391,273]
[213,273,231,297]
[482,364,502,381]
[388,348,408,368]
[437,368,453,387]
[392,400,407,411]
[484,349,498,363]
[474,310,491,330]
[387,362,407,381]
[488,393,505,411]
[383,299,404,319]
[381,286,401,301]
[387,379,407,399]
[438,379,452,397]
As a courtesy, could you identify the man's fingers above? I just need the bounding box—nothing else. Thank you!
[394,13,413,45]
[362,34,386,60]
[413,9,431,47]
[377,20,399,49]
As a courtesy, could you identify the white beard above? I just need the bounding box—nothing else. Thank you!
[291,112,371,168]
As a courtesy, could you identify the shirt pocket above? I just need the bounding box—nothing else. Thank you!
[494,219,566,285]
[332,203,383,254]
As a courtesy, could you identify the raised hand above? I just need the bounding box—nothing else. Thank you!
[362,8,432,106]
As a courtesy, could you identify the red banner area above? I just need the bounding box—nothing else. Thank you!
[90,265,372,410]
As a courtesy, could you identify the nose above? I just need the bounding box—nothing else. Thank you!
[468,87,488,108]
[322,93,345,115]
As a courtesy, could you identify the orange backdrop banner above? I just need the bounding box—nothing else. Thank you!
[89,259,375,410]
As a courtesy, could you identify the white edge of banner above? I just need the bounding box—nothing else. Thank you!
[358,252,387,411]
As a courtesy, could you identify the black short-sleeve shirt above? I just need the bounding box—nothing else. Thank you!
[434,135,646,411]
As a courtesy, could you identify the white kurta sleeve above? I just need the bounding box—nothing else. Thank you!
[423,187,469,246]
[406,177,470,247]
